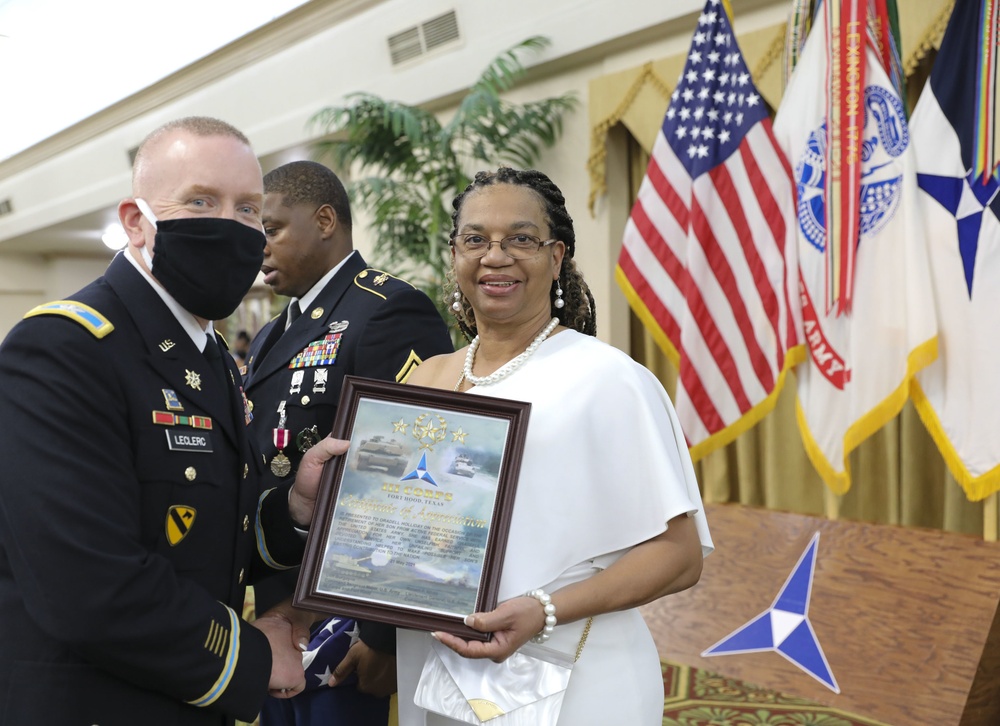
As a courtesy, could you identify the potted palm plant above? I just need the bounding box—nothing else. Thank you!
[310,36,577,332]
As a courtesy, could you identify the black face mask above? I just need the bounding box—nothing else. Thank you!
[149,217,265,320]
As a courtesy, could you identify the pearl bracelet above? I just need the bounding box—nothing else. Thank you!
[527,589,557,643]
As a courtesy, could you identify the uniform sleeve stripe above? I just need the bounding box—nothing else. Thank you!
[255,488,296,570]
[187,606,240,708]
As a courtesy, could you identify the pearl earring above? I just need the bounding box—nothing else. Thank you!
[554,281,564,309]
[451,290,462,313]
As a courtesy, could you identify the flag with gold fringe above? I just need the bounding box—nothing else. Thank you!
[911,0,1000,500]
[773,3,938,493]
[617,0,803,459]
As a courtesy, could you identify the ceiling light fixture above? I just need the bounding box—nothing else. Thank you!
[101,223,128,250]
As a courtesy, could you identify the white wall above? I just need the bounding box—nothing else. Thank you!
[0,0,787,343]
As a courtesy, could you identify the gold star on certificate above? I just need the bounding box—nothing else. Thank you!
[185,369,202,391]
[392,418,408,433]
[452,428,468,443]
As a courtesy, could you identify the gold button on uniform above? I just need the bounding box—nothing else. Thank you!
[184,467,196,481]
[301,395,310,405]
[238,568,245,584]
[247,399,254,412]
[310,307,324,320]
[243,515,249,532]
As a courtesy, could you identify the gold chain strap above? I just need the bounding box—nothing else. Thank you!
[574,617,594,662]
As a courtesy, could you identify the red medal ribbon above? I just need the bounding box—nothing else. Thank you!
[273,428,289,451]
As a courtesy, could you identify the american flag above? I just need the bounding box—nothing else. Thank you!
[617,0,802,458]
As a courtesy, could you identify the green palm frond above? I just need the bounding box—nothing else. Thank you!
[309,36,575,332]
[471,36,550,94]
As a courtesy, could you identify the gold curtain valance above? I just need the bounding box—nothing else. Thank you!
[587,0,955,213]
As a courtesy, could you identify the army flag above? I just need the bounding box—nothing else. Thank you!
[773,8,938,493]
[911,0,1000,500]
[617,0,802,458]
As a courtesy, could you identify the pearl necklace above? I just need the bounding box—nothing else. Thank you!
[462,317,560,387]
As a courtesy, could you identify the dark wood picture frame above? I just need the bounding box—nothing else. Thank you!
[294,375,531,640]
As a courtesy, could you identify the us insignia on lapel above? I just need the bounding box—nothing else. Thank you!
[165,505,196,546]
[288,333,342,369]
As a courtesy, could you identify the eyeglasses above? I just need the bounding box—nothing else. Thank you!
[450,233,558,259]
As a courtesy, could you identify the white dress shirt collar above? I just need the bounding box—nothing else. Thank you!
[122,249,214,351]
[286,250,356,329]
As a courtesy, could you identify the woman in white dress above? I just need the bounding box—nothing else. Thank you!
[398,168,714,725]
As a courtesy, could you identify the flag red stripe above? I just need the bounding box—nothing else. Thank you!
[646,150,690,232]
[705,163,778,392]
[737,139,789,370]
[760,122,801,353]
[617,245,681,345]
[679,354,726,436]
[630,189,687,293]
[678,225,754,416]
[627,208,685,343]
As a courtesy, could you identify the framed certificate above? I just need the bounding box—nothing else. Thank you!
[294,375,531,640]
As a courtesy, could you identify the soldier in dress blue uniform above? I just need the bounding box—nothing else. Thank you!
[0,117,345,726]
[243,160,453,725]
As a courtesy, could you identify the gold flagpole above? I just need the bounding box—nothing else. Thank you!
[984,493,998,542]
[824,487,841,521]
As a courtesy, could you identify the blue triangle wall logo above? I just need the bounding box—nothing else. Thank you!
[701,533,839,693]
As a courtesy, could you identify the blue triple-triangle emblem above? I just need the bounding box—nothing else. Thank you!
[399,452,438,487]
[701,532,839,693]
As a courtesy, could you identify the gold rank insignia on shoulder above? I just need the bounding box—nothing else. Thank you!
[354,270,390,299]
[24,300,114,338]
[165,505,196,546]
[395,349,424,383]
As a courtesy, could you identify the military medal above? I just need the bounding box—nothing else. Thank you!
[271,402,292,477]
[296,425,320,453]
[271,449,291,477]
[313,369,328,393]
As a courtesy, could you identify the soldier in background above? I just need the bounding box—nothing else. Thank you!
[244,160,452,725]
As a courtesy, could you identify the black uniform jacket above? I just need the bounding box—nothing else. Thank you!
[0,254,306,726]
[243,252,453,625]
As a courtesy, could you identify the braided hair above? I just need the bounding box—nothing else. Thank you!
[445,167,597,341]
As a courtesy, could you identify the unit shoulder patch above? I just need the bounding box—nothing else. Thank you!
[24,300,114,338]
